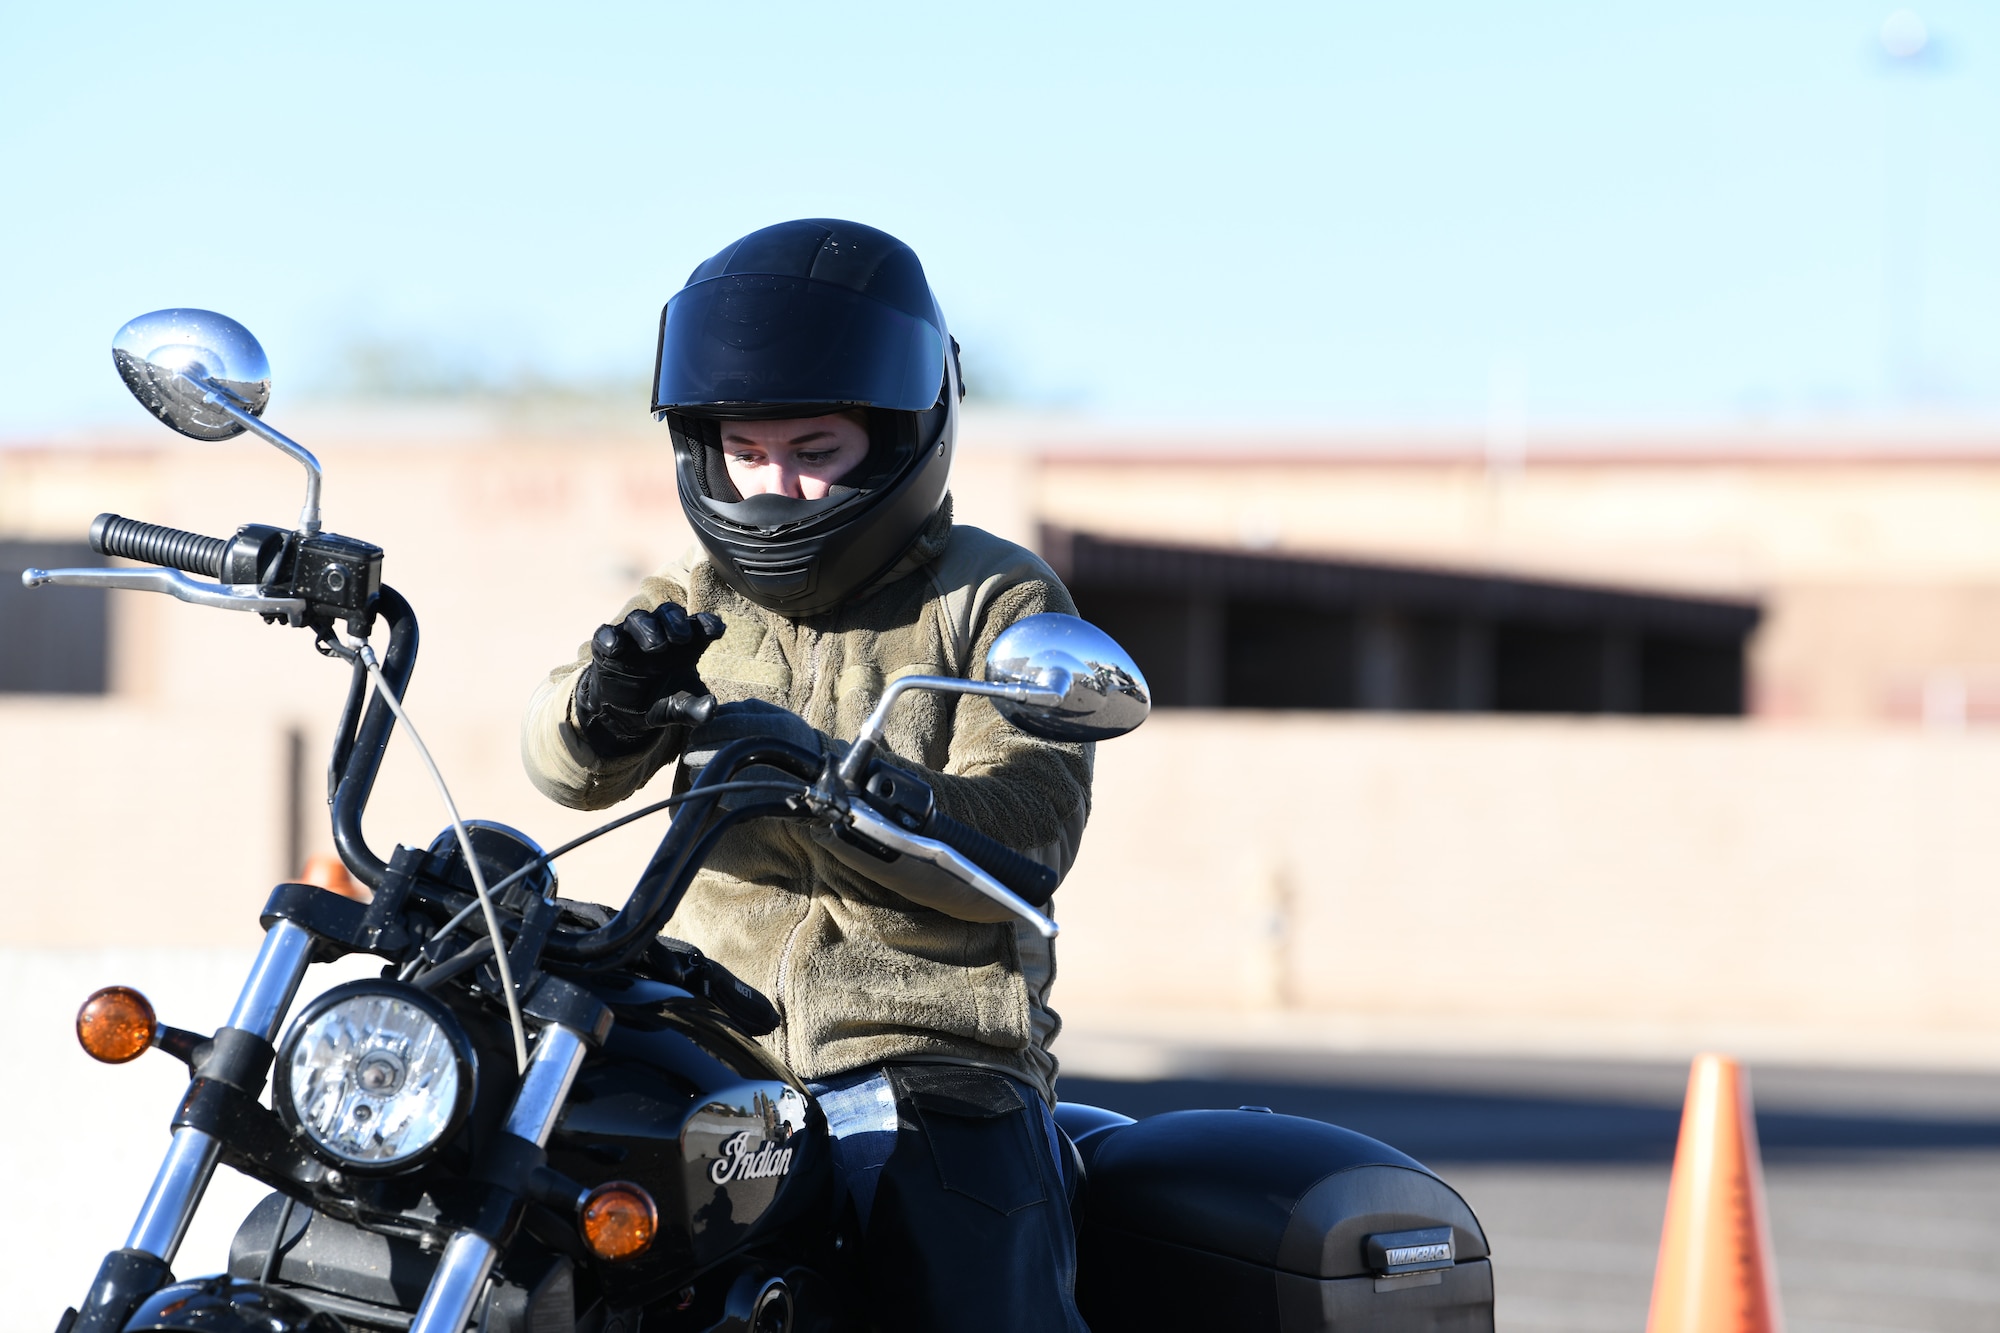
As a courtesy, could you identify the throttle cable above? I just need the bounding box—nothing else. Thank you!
[398,778,805,981]
[347,638,530,1073]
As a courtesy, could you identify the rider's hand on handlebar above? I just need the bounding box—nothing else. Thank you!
[644,936,780,1036]
[574,604,724,757]
[680,699,829,784]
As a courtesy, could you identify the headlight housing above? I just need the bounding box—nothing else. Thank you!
[275,981,475,1173]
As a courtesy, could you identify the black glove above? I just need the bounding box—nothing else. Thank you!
[642,936,780,1036]
[573,604,724,757]
[680,699,828,781]
[547,904,779,1037]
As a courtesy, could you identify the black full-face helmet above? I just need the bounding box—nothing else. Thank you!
[654,218,962,616]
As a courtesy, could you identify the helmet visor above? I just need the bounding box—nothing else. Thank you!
[654,274,947,415]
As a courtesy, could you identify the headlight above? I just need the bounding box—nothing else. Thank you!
[275,981,475,1173]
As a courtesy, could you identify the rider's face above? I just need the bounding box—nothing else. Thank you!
[721,413,870,500]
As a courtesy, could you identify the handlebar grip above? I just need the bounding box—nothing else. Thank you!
[90,513,225,578]
[921,808,1059,907]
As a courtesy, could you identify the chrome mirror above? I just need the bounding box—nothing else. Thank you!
[112,309,271,441]
[111,309,322,534]
[985,614,1151,742]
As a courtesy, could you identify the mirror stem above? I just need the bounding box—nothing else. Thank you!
[199,385,323,535]
[835,671,1072,790]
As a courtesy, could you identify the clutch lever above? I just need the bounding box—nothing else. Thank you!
[21,565,308,621]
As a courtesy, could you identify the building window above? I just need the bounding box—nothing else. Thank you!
[1048,530,1756,717]
[0,541,110,694]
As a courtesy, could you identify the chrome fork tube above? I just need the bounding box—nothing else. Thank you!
[225,919,315,1035]
[408,1234,500,1333]
[124,920,315,1261]
[408,1025,588,1333]
[123,1128,223,1262]
[501,1024,588,1146]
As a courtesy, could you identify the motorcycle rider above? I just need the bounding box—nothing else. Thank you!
[521,219,1092,1331]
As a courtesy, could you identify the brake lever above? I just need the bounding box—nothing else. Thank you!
[841,801,1059,939]
[21,565,308,621]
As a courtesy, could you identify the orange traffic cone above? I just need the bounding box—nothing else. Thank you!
[298,853,370,903]
[1645,1053,1784,1333]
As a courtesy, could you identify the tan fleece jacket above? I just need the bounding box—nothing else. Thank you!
[520,504,1092,1101]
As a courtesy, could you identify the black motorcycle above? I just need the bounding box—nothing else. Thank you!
[29,309,1495,1333]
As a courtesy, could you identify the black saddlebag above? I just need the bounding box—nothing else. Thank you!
[1061,1107,1493,1333]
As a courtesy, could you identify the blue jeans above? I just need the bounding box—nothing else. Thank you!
[806,1065,1087,1333]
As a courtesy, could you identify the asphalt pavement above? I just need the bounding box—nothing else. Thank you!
[1056,1051,2000,1333]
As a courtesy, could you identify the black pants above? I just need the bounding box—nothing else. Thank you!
[808,1064,1088,1333]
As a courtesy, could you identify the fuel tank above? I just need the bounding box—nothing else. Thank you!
[545,973,828,1303]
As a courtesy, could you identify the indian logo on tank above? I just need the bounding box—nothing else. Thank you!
[709,1130,795,1185]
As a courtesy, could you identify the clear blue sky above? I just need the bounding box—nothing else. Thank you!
[3,2,1997,435]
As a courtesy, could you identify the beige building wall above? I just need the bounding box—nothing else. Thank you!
[1061,712,2000,1070]
[7,409,2000,1066]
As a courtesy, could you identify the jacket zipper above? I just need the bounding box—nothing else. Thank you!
[771,892,813,1070]
[771,619,826,1071]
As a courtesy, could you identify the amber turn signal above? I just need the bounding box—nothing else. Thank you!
[77,986,157,1064]
[580,1182,658,1262]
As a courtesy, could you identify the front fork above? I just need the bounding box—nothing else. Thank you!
[407,1025,589,1333]
[69,920,316,1333]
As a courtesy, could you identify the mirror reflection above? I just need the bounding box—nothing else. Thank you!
[111,308,272,442]
[985,613,1151,742]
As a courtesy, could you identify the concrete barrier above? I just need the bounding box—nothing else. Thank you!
[1057,713,2000,1070]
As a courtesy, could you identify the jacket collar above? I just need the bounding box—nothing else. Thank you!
[854,495,954,601]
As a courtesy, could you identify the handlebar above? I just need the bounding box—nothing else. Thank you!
[330,585,418,889]
[90,513,226,578]
[539,737,823,968]
[921,808,1059,907]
